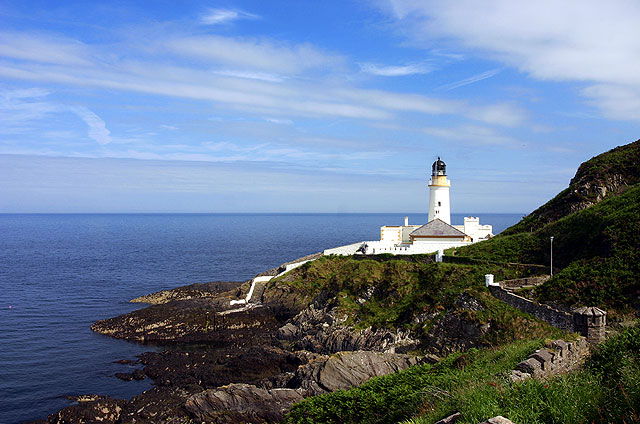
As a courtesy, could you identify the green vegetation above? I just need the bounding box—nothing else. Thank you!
[453,183,640,312]
[287,324,640,424]
[286,339,544,424]
[274,256,563,345]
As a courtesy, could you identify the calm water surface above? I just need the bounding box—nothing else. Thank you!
[0,213,520,423]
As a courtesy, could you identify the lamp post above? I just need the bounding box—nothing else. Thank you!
[550,236,554,276]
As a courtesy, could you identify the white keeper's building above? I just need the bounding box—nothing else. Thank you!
[324,157,493,256]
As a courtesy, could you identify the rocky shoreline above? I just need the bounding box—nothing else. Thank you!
[30,255,500,423]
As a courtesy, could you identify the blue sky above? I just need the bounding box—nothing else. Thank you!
[1,0,639,213]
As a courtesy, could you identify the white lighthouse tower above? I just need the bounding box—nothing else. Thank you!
[428,157,451,224]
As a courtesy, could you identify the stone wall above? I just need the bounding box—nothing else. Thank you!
[510,338,590,382]
[499,276,550,289]
[488,284,574,331]
[487,278,607,344]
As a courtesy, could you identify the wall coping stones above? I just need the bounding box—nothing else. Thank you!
[510,338,589,383]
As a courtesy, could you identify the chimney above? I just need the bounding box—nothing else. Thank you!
[404,216,409,226]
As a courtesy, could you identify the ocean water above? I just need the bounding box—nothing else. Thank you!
[0,213,521,423]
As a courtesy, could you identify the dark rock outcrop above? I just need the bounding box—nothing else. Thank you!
[277,296,419,354]
[131,281,243,305]
[91,300,282,346]
[422,293,490,356]
[139,346,307,389]
[42,395,126,424]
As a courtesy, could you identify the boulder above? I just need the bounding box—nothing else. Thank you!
[185,383,305,423]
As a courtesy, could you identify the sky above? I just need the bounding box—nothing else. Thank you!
[1,0,639,214]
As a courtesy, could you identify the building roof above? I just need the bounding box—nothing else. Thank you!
[410,218,467,238]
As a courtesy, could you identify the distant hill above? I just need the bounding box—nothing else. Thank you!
[455,139,640,313]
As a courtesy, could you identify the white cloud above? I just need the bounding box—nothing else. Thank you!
[70,106,112,145]
[467,102,527,128]
[264,118,293,125]
[421,124,518,145]
[437,68,501,91]
[381,0,640,122]
[0,88,59,130]
[0,31,529,128]
[200,8,259,25]
[212,69,285,83]
[165,35,342,75]
[359,62,431,76]
[582,84,640,121]
[0,31,91,66]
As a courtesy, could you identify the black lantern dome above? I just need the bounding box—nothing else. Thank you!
[431,157,446,176]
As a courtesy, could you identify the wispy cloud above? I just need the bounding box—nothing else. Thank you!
[264,117,293,125]
[381,0,640,122]
[166,35,341,75]
[200,8,259,25]
[69,106,112,145]
[0,31,90,66]
[0,28,530,152]
[212,69,285,83]
[359,62,432,77]
[437,68,501,91]
[421,124,518,145]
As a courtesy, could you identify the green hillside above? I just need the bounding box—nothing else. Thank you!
[453,140,640,313]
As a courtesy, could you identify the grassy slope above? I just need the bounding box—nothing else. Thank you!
[286,324,640,424]
[452,184,640,312]
[275,256,563,345]
[286,339,544,424]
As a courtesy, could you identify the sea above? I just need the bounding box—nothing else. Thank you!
[0,213,521,423]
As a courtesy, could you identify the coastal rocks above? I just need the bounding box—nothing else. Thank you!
[118,386,198,423]
[185,350,423,423]
[131,281,243,304]
[115,369,146,381]
[138,347,307,389]
[277,297,419,354]
[41,395,126,424]
[91,297,282,346]
[185,383,305,424]
[261,281,311,318]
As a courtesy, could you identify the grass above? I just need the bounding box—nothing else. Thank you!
[285,339,544,424]
[287,324,640,424]
[452,184,640,313]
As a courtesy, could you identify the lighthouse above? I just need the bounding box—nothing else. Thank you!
[428,157,451,224]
